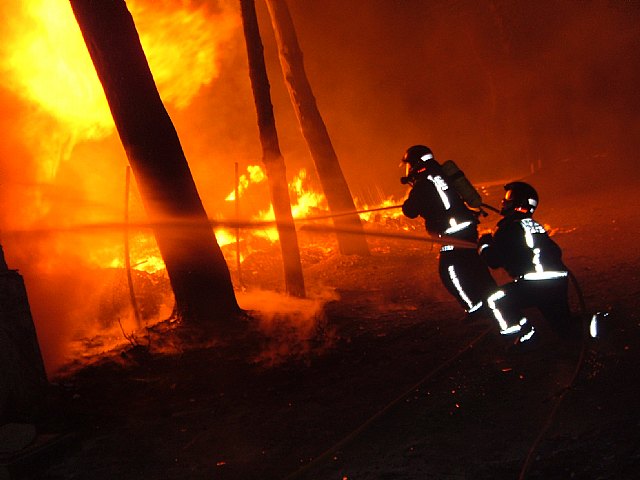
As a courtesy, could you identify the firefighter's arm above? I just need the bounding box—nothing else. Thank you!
[478,232,502,269]
[401,191,420,219]
[478,233,493,255]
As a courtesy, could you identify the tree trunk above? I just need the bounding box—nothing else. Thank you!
[69,0,240,326]
[263,0,369,256]
[0,246,48,423]
[240,0,305,298]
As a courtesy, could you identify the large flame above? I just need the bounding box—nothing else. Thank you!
[1,0,237,181]
[0,0,405,374]
[225,165,329,244]
[0,0,240,273]
[0,0,242,372]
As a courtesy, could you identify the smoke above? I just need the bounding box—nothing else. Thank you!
[1,0,639,374]
[237,288,339,366]
[273,0,640,191]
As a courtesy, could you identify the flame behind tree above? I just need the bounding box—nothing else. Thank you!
[239,0,305,298]
[264,0,369,256]
[69,0,241,325]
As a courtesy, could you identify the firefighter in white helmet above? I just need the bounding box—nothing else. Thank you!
[478,181,579,347]
[400,145,497,319]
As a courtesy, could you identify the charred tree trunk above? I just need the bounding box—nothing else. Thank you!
[240,0,305,298]
[0,245,48,423]
[69,0,241,327]
[263,0,370,256]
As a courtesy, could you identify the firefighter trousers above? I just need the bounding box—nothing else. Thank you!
[438,247,498,315]
[489,276,577,340]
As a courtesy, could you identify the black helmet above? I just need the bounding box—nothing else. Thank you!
[501,181,539,216]
[400,145,435,181]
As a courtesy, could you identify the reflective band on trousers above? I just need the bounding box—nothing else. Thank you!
[590,314,599,338]
[487,290,510,332]
[519,326,535,343]
[521,271,568,280]
[447,265,482,313]
[487,289,528,335]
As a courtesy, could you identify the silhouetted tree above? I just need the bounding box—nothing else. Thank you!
[0,245,48,423]
[264,0,370,256]
[69,0,241,327]
[239,0,305,297]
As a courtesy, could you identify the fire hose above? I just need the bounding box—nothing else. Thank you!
[516,268,590,480]
[281,325,494,480]
[261,206,591,478]
[3,204,594,477]
[295,202,501,220]
[281,268,592,480]
[0,200,501,237]
[297,223,477,248]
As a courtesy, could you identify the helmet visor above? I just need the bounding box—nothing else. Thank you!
[500,198,512,215]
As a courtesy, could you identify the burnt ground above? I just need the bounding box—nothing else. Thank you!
[4,167,640,480]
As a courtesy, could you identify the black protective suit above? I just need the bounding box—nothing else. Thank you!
[479,212,574,340]
[402,158,497,316]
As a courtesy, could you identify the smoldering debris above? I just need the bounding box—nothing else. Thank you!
[237,288,339,366]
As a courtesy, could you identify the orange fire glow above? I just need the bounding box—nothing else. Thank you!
[3,0,234,133]
[225,165,330,244]
[0,0,404,374]
[0,0,242,372]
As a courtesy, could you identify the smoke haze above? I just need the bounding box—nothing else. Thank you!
[270,0,640,193]
[1,0,639,373]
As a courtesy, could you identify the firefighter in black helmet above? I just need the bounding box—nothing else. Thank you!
[400,145,497,318]
[478,181,578,346]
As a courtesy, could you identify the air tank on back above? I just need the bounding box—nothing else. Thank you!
[441,160,483,208]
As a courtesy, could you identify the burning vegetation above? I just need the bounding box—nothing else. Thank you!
[1,0,241,372]
[1,1,640,479]
[1,0,424,377]
[1,0,638,376]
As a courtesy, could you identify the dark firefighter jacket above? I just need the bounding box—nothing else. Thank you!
[478,212,568,280]
[402,160,479,243]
